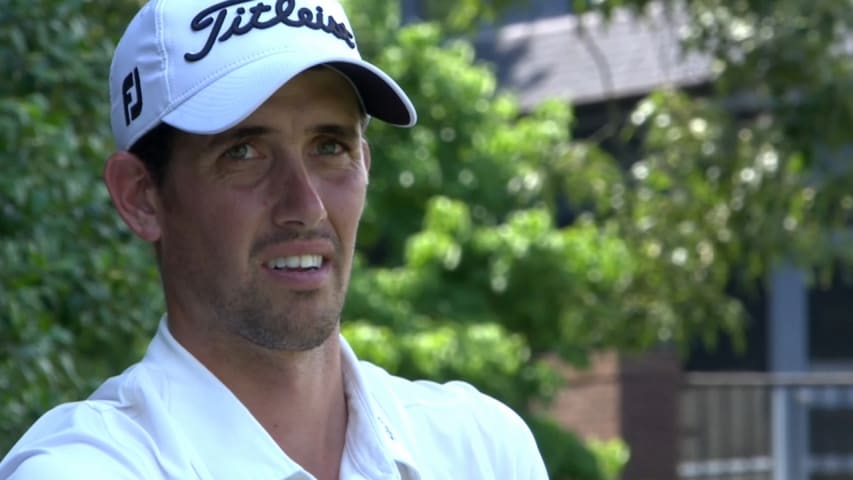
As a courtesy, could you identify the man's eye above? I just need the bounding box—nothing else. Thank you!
[316,140,344,155]
[223,143,258,160]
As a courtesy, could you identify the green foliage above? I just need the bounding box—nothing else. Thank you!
[355,21,544,261]
[0,0,160,451]
[587,438,630,480]
[526,415,603,480]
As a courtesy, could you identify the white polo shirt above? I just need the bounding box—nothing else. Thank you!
[0,318,548,479]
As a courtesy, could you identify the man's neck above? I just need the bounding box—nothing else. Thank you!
[174,324,348,480]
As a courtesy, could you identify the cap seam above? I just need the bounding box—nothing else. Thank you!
[156,0,172,105]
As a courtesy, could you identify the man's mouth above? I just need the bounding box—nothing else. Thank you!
[264,255,324,271]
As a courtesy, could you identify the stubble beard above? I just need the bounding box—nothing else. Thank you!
[211,273,347,352]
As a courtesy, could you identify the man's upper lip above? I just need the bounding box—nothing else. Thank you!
[258,239,335,263]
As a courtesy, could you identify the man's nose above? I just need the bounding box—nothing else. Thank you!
[270,156,328,229]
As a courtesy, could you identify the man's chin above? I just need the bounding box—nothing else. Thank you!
[229,307,340,352]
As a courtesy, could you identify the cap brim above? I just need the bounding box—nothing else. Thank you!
[162,52,416,135]
[327,62,415,127]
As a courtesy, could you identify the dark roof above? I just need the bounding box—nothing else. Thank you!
[474,4,714,108]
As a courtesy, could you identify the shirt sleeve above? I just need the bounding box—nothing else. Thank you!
[0,403,162,480]
[4,448,143,480]
[489,396,550,479]
[510,413,550,479]
[449,381,550,479]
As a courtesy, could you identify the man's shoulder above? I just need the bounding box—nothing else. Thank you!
[355,360,547,477]
[0,398,160,478]
[1,441,139,480]
[353,360,548,477]
[358,359,520,421]
[0,363,175,478]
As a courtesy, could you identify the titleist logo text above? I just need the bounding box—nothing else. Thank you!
[184,0,356,62]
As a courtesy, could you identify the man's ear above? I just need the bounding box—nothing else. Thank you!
[103,151,162,242]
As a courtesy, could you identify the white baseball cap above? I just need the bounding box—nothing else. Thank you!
[109,0,417,151]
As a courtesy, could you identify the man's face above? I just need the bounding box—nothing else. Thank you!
[154,68,369,352]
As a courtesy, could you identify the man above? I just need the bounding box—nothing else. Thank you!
[0,0,548,478]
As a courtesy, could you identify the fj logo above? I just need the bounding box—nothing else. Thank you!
[122,67,144,126]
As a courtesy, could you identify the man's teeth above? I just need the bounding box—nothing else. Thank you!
[267,255,323,270]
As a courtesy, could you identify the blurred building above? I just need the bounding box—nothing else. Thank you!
[404,1,853,479]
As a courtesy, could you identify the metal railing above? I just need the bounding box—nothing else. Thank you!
[678,372,853,480]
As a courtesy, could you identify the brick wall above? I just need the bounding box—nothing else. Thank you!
[547,350,681,480]
[548,351,623,440]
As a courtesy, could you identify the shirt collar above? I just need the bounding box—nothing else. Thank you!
[339,340,422,480]
[143,316,421,480]
[144,317,301,479]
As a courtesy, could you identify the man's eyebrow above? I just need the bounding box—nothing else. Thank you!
[308,124,361,139]
[204,125,276,150]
